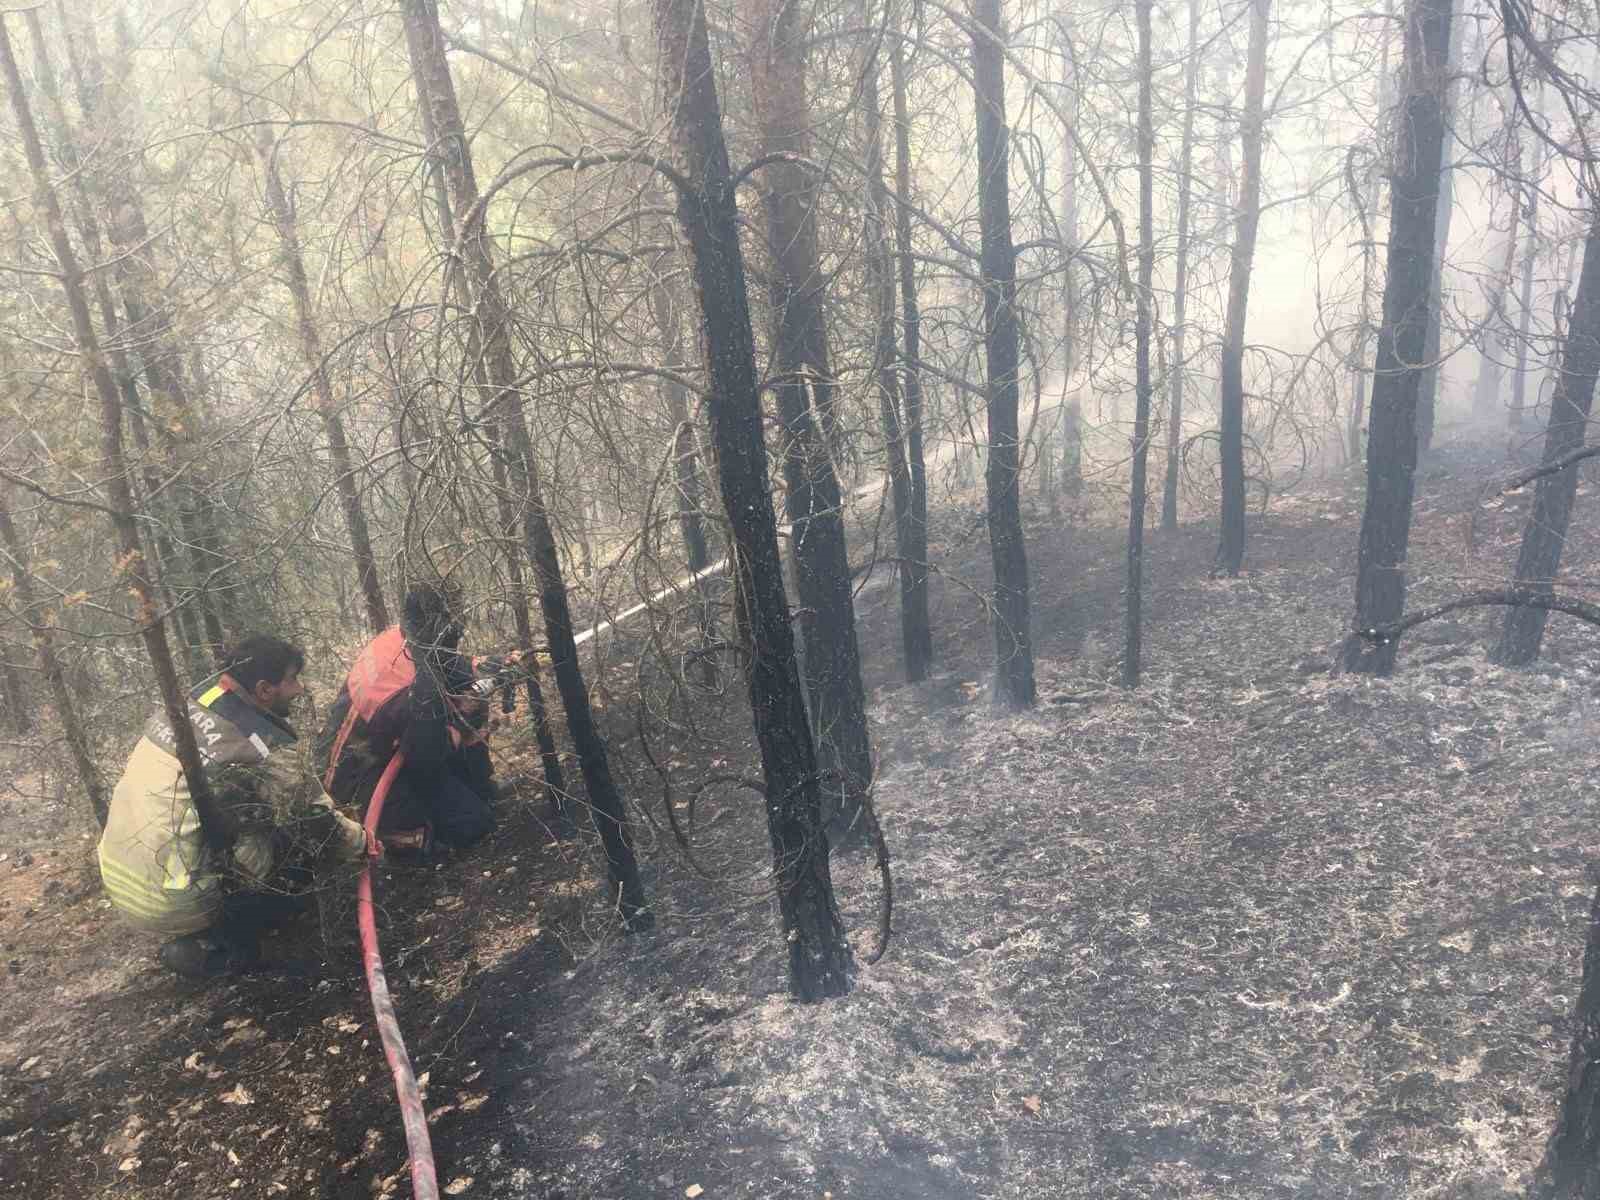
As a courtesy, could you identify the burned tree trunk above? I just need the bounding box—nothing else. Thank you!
[653,0,854,999]
[255,131,391,635]
[1161,0,1202,532]
[1215,0,1269,577]
[400,0,648,926]
[1495,221,1600,665]
[863,18,929,691]
[2,16,217,836]
[1341,0,1454,675]
[0,493,103,821]
[1124,0,1156,687]
[1537,875,1600,1198]
[1414,8,1465,454]
[971,0,1036,709]
[889,11,934,679]
[750,0,874,832]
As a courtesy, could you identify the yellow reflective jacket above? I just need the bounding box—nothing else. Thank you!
[98,678,367,935]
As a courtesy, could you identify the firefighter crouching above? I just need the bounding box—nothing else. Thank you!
[316,583,514,856]
[98,634,378,980]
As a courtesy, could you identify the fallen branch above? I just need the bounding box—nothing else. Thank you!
[1502,442,1600,493]
[1356,588,1600,646]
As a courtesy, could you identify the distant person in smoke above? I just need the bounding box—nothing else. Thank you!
[317,582,509,855]
[98,634,376,980]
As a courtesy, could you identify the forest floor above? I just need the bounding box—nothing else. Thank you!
[5,429,1600,1199]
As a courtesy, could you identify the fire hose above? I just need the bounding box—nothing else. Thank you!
[358,751,440,1200]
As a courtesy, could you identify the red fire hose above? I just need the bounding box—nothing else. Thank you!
[358,752,440,1200]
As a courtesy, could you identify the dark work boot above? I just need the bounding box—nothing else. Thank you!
[158,932,260,981]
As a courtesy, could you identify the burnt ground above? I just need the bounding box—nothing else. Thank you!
[5,430,1600,1198]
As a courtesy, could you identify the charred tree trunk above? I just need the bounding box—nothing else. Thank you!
[400,0,648,926]
[1415,8,1465,453]
[0,649,28,736]
[1215,0,1269,577]
[0,495,102,819]
[971,0,1036,709]
[1476,152,1523,423]
[1341,0,1454,675]
[1537,874,1600,1198]
[1161,0,1202,532]
[653,0,854,999]
[1495,222,1600,665]
[255,131,391,635]
[649,277,713,586]
[750,0,874,833]
[889,11,933,678]
[2,16,216,836]
[1124,0,1156,687]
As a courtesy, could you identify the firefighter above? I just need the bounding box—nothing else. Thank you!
[98,634,376,980]
[316,583,504,854]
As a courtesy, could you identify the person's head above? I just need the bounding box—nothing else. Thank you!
[221,634,307,717]
[402,581,465,651]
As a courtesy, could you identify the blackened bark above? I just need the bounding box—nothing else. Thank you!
[0,651,28,736]
[1,17,215,836]
[255,132,391,635]
[1536,877,1600,1197]
[971,0,1035,710]
[750,0,874,831]
[400,0,648,926]
[1215,0,1269,577]
[1414,9,1464,454]
[653,0,854,999]
[1161,0,1202,532]
[0,495,102,819]
[1124,0,1155,688]
[1341,0,1454,675]
[889,13,933,679]
[1495,221,1600,665]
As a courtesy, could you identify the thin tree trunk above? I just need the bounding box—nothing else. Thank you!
[1494,221,1600,665]
[889,11,933,677]
[1512,160,1543,435]
[59,4,231,658]
[1475,135,1524,423]
[1057,18,1082,500]
[649,277,713,585]
[1125,0,1157,687]
[1,16,218,838]
[1341,0,1454,675]
[972,0,1036,710]
[1162,0,1203,531]
[750,0,874,833]
[399,0,648,926]
[0,649,29,736]
[1215,0,1270,576]
[653,0,854,999]
[1415,7,1465,453]
[0,495,102,817]
[861,12,921,692]
[255,131,391,635]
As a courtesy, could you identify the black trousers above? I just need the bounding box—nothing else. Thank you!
[364,744,495,849]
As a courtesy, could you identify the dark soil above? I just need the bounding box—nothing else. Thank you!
[4,430,1599,1199]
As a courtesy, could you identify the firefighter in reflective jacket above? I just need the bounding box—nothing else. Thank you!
[316,583,500,853]
[98,634,374,979]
